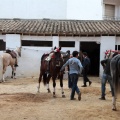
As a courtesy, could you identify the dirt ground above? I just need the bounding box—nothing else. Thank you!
[0,77,120,120]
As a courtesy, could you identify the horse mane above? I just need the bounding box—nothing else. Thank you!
[6,49,11,53]
[41,53,49,61]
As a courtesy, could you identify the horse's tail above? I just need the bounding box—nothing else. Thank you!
[43,73,47,85]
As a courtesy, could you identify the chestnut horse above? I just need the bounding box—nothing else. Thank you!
[0,47,21,82]
[105,50,120,110]
[38,47,70,97]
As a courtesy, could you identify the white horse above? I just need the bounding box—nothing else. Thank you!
[0,47,21,82]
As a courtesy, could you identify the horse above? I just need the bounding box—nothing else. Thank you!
[0,47,21,82]
[38,47,70,97]
[104,50,120,110]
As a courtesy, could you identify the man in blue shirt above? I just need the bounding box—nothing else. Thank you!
[60,51,83,100]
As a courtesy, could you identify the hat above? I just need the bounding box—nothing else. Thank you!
[82,52,88,56]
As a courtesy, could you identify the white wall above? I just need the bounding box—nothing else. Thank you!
[0,0,67,19]
[100,36,116,77]
[67,0,103,20]
[6,34,21,49]
[0,0,104,20]
[115,6,120,19]
[1,34,119,79]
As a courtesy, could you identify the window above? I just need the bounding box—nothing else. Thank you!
[0,39,6,51]
[59,41,75,47]
[104,4,115,20]
[22,40,52,47]
[115,45,120,50]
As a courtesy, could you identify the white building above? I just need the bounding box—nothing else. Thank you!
[0,19,120,79]
[0,0,120,79]
[0,0,120,20]
[0,0,67,19]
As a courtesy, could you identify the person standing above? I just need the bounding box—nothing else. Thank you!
[99,52,118,100]
[60,51,83,100]
[81,52,92,87]
[68,54,73,89]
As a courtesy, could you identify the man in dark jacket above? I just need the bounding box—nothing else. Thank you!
[81,52,92,87]
[99,52,118,100]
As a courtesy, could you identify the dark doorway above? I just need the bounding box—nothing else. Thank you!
[80,42,100,76]
[0,39,6,51]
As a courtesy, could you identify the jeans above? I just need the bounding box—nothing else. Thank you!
[101,73,114,97]
[68,73,72,88]
[69,73,80,99]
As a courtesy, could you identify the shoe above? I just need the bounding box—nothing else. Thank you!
[99,97,106,100]
[78,92,81,101]
[81,85,87,87]
[89,81,92,86]
[70,98,76,100]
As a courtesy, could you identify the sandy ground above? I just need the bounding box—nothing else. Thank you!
[0,77,120,120]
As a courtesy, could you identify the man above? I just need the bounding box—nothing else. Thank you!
[60,51,83,100]
[99,52,118,100]
[81,52,92,87]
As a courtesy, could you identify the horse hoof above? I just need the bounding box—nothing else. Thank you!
[53,95,56,98]
[62,95,66,98]
[37,91,40,93]
[112,108,117,111]
[47,89,51,93]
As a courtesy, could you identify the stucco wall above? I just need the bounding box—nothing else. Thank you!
[100,36,116,77]
[4,48,47,78]
[1,34,120,79]
[0,0,67,19]
[67,0,102,20]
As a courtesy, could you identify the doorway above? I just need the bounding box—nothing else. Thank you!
[80,42,100,76]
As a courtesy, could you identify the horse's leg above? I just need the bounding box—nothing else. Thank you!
[46,75,51,93]
[112,96,117,111]
[52,77,56,97]
[13,67,17,79]
[60,74,65,98]
[37,73,42,93]
[11,66,16,79]
[2,66,7,82]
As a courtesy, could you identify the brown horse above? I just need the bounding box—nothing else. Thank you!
[1,47,21,82]
[38,47,69,97]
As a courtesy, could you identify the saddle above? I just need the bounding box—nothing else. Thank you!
[6,50,17,58]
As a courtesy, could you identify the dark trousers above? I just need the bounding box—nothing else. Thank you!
[83,69,90,86]
[68,73,72,88]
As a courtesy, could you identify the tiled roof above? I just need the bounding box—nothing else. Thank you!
[0,19,120,36]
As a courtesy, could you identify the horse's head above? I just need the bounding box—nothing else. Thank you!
[52,47,63,67]
[16,46,22,57]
